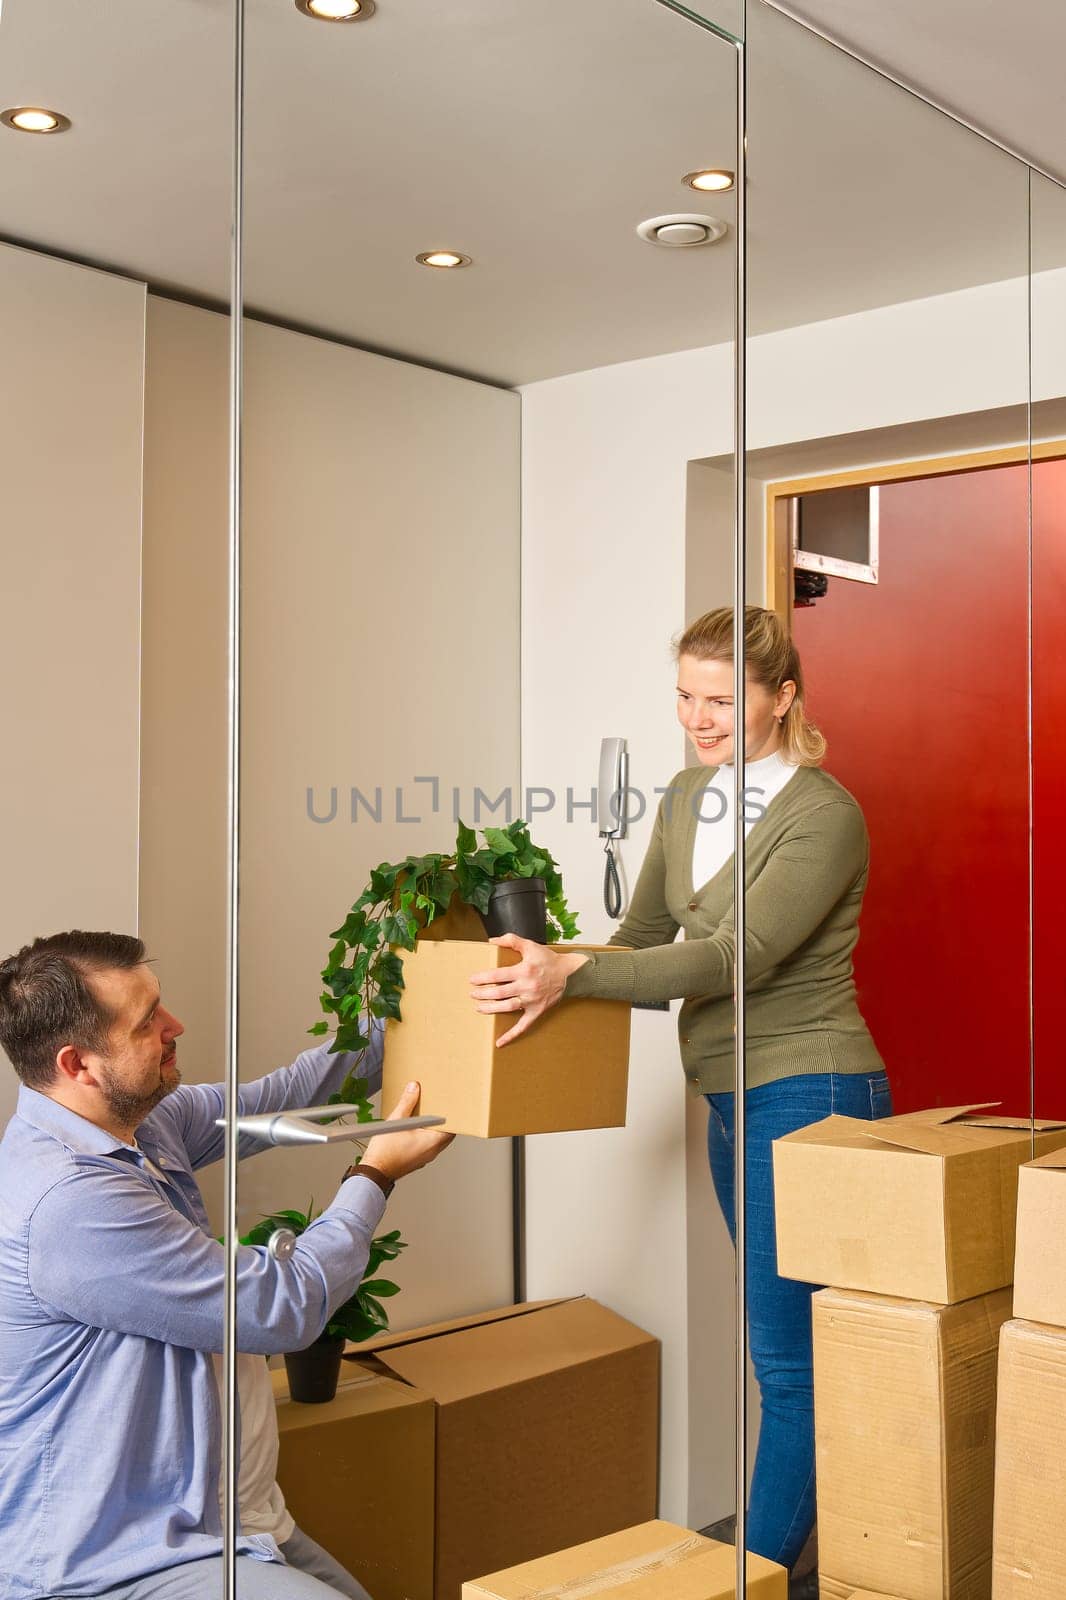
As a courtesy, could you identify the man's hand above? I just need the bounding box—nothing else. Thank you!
[469,934,590,1046]
[361,1082,454,1181]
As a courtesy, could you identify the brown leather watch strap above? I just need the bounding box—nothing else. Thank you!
[343,1161,395,1200]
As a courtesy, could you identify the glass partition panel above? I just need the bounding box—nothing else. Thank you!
[1030,170,1066,1127]
[236,0,739,1592]
[0,2,234,1597]
[743,1,1030,1590]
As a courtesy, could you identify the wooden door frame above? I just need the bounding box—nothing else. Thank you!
[765,441,1066,620]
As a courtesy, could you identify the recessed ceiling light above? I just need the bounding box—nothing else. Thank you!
[636,213,728,248]
[0,107,72,134]
[416,251,472,270]
[683,169,735,193]
[295,0,375,20]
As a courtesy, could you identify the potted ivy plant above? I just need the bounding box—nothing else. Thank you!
[308,817,579,1106]
[242,1205,407,1404]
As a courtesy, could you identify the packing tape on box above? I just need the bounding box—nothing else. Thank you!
[521,1535,707,1598]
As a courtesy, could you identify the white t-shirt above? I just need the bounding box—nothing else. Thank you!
[691,748,798,893]
[212,1352,295,1544]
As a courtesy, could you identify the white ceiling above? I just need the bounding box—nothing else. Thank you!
[766,0,1066,184]
[0,0,1062,386]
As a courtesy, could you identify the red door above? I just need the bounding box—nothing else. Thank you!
[791,466,1032,1114]
[1033,459,1066,1120]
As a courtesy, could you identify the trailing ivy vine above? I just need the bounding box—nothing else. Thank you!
[309,817,579,1105]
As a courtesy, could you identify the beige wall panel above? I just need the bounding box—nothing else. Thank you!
[0,243,146,1128]
[140,296,230,1133]
[141,299,520,1324]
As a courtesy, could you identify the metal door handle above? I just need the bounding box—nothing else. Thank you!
[216,1106,446,1148]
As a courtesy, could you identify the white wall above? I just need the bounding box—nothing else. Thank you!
[519,265,1037,1525]
[519,348,735,1527]
[0,242,146,1123]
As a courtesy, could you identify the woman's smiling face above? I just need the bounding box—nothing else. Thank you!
[675,653,794,766]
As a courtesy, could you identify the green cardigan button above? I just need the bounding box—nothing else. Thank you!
[688,900,698,911]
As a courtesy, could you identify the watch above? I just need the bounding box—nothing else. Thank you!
[343,1161,395,1200]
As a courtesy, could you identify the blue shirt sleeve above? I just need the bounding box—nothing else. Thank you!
[26,1164,387,1355]
[148,1025,386,1172]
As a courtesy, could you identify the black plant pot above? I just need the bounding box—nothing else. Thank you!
[283,1334,345,1404]
[479,877,548,943]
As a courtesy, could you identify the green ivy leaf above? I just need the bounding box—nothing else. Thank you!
[334,1023,370,1054]
[329,910,367,944]
[375,951,405,986]
[307,1020,330,1036]
[370,990,403,1021]
[483,827,517,856]
[369,863,402,897]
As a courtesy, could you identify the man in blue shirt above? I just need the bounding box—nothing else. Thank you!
[0,929,453,1600]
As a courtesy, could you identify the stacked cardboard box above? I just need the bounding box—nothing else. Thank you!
[773,1105,1066,1600]
[274,1297,660,1600]
[812,1287,1009,1600]
[462,1520,788,1599]
[992,1151,1066,1598]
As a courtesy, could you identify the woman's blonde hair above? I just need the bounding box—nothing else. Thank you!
[674,605,826,767]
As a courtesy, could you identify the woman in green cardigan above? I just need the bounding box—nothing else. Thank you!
[469,604,891,1580]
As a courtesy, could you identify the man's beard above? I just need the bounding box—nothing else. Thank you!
[100,1059,180,1131]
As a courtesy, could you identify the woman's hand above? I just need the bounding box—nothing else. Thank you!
[469,935,590,1046]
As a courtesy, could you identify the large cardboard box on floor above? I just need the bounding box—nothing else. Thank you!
[462,1520,787,1599]
[273,1365,436,1600]
[992,1318,1066,1598]
[1011,1151,1066,1326]
[342,1296,660,1600]
[813,1286,1012,1600]
[774,1105,1066,1303]
[382,940,631,1137]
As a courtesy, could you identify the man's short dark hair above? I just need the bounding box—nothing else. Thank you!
[0,932,147,1091]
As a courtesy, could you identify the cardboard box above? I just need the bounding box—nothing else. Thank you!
[992,1319,1066,1599]
[273,1366,436,1600]
[813,1286,1012,1600]
[820,1587,909,1600]
[774,1105,1066,1303]
[382,940,631,1137]
[462,1520,787,1598]
[346,1296,660,1600]
[1012,1151,1066,1326]
[820,1588,909,1600]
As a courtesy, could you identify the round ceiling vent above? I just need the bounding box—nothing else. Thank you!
[636,213,728,248]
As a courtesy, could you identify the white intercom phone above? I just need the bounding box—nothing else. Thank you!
[597,737,629,917]
[598,736,629,842]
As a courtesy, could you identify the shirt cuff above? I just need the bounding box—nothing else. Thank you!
[332,1172,388,1234]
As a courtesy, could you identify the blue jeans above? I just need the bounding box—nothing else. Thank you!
[705,1070,892,1572]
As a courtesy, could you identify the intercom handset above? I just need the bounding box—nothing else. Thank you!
[598,737,630,841]
[597,737,629,918]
